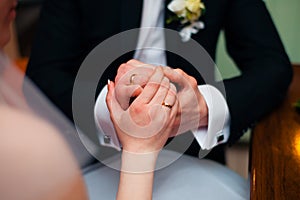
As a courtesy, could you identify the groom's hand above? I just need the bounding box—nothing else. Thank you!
[114,60,154,109]
[107,67,179,153]
[113,59,208,136]
[163,67,208,136]
[115,59,154,83]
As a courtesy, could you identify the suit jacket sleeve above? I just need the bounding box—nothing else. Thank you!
[223,0,292,143]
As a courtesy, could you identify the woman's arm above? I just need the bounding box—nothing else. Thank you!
[117,151,159,200]
[106,67,178,199]
[118,171,154,200]
[0,106,88,200]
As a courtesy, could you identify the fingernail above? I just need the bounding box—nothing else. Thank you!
[107,79,111,90]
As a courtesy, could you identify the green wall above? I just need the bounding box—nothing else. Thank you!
[216,0,300,80]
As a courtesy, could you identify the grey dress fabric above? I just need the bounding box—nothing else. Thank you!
[84,150,249,200]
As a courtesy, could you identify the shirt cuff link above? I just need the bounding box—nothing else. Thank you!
[217,134,224,143]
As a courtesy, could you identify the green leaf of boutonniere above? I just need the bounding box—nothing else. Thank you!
[166,15,181,24]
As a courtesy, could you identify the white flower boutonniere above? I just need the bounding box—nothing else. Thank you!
[167,0,205,42]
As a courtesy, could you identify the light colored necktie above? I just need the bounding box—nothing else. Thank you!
[134,0,167,66]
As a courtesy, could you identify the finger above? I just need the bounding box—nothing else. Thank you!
[134,67,164,104]
[106,80,115,112]
[125,85,143,97]
[162,83,177,109]
[167,98,179,129]
[127,73,149,87]
[171,95,179,117]
[127,59,155,69]
[149,77,170,105]
[117,65,153,86]
[114,66,155,109]
[159,95,179,133]
[106,80,123,122]
[163,67,190,88]
[173,68,198,89]
[115,84,143,109]
[115,63,134,83]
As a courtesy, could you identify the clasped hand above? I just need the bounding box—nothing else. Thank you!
[106,60,208,153]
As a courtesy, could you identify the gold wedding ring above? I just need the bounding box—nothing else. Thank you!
[129,74,137,85]
[162,102,172,109]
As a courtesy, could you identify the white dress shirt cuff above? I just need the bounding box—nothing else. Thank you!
[94,86,121,151]
[192,85,230,150]
[94,85,230,151]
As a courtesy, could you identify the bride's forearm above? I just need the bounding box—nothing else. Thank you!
[117,170,154,200]
[116,151,159,200]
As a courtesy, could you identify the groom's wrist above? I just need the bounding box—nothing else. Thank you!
[198,95,209,127]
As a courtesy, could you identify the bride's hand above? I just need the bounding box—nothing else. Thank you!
[106,67,178,153]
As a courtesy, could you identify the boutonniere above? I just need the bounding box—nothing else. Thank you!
[167,0,205,42]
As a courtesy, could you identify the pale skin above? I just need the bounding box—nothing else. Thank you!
[0,106,88,200]
[114,59,208,137]
[0,2,88,199]
[106,67,179,200]
[0,0,17,48]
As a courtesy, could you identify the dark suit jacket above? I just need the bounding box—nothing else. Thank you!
[26,0,292,150]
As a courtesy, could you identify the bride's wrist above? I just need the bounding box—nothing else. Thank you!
[120,150,160,173]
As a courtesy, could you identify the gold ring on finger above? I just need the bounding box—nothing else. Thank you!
[162,102,172,109]
[129,74,137,85]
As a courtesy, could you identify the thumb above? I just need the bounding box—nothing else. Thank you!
[106,80,123,123]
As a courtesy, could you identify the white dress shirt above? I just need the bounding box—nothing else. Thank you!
[94,0,230,150]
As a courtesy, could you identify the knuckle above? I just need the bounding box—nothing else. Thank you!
[118,63,127,72]
[115,74,122,82]
[174,68,184,75]
[124,64,133,71]
[127,59,137,65]
[147,82,159,89]
[162,66,172,74]
[162,77,170,87]
[189,77,198,88]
